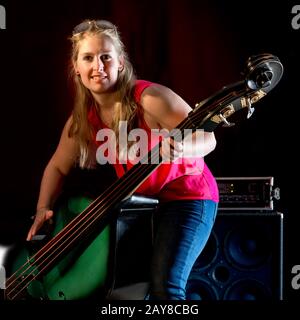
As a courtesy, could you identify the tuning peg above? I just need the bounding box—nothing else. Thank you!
[219,113,235,127]
[247,105,255,119]
[246,99,255,119]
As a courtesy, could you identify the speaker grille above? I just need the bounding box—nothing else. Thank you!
[186,212,283,300]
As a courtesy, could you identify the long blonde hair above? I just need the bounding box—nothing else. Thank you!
[68,19,137,168]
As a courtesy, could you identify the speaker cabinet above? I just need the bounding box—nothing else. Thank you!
[186,212,283,300]
[112,207,154,288]
[108,196,158,291]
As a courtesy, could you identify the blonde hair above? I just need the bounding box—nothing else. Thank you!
[68,19,137,168]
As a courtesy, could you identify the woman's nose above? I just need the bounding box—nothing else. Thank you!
[93,57,104,72]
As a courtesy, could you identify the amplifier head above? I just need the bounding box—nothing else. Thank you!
[216,177,279,211]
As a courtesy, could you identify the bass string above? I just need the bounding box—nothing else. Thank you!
[6,158,157,298]
[35,144,162,265]
[6,160,156,298]
[6,117,191,299]
[34,164,161,286]
[33,140,165,261]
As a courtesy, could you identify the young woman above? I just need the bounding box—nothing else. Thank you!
[26,19,219,300]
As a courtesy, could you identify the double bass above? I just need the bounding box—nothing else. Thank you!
[4,53,283,300]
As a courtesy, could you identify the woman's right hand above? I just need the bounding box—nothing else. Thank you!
[26,207,54,241]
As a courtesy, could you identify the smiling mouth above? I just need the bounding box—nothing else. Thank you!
[91,74,106,80]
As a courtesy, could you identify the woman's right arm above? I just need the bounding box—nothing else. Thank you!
[26,116,79,241]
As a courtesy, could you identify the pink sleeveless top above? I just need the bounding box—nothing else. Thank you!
[88,80,219,203]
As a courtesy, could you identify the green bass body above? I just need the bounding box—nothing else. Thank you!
[12,196,111,300]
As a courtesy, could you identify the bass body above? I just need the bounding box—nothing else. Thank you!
[7,196,111,300]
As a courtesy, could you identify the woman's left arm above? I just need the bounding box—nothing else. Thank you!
[140,84,216,159]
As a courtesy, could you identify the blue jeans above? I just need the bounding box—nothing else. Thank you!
[148,200,218,300]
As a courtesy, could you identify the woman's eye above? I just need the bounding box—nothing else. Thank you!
[83,55,93,61]
[102,54,111,61]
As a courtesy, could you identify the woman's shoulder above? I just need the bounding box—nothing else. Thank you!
[134,79,172,103]
[134,79,155,103]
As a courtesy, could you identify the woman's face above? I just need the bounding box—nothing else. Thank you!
[75,34,123,96]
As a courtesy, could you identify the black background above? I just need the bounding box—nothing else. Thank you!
[0,0,299,313]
